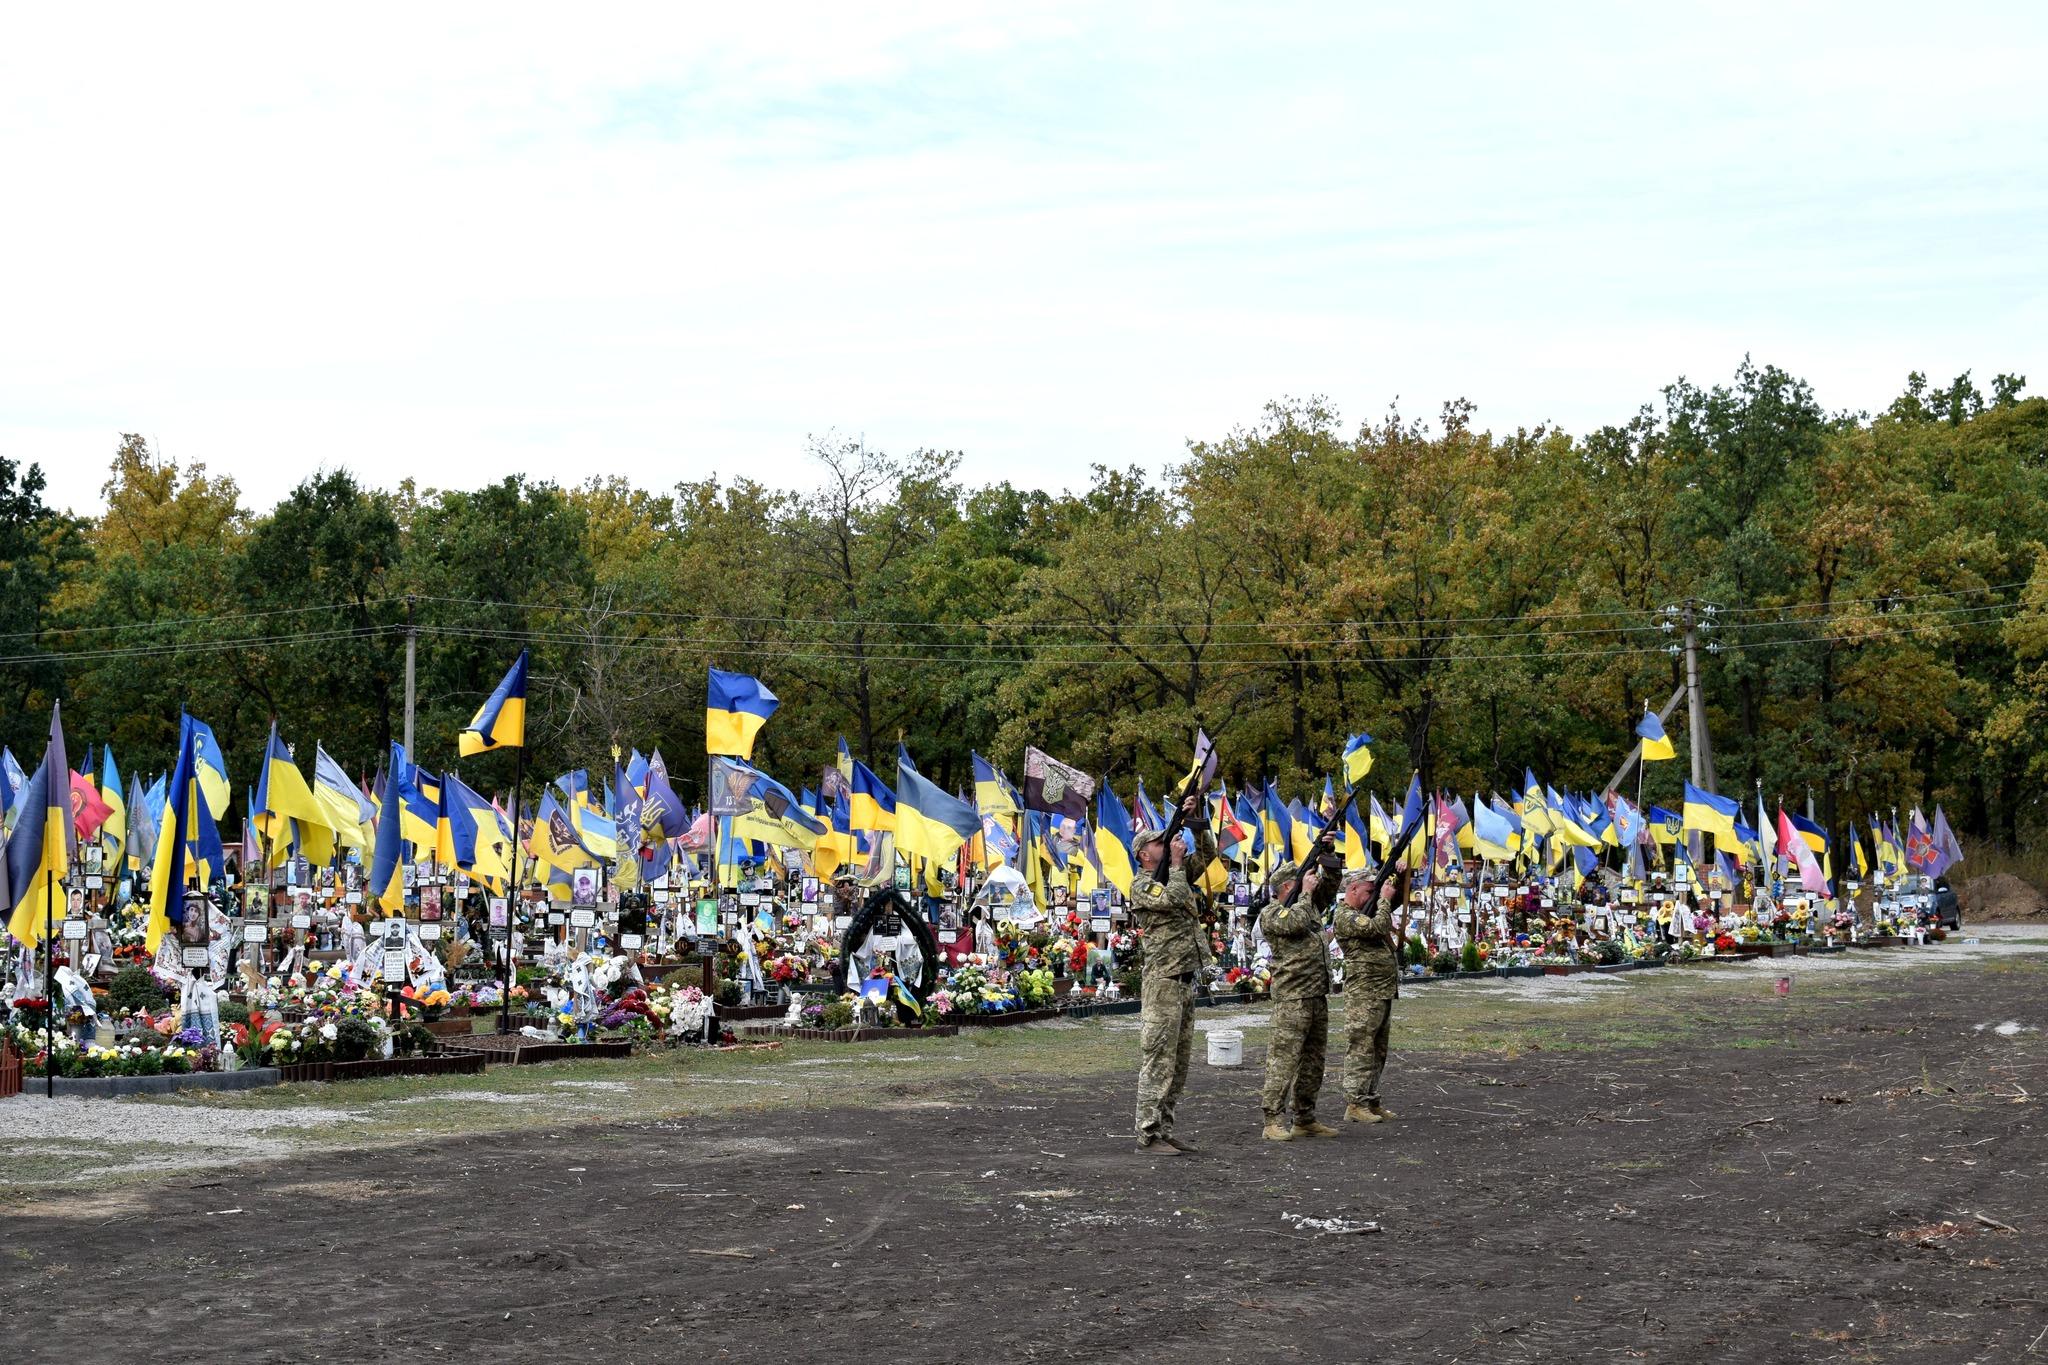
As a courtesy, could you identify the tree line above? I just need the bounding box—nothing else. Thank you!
[2,359,2044,851]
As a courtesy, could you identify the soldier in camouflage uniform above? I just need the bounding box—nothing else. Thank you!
[1130,795,1217,1154]
[1332,863,1406,1122]
[1256,861,1338,1141]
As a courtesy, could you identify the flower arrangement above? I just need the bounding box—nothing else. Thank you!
[939,958,1019,1015]
[34,1041,204,1078]
[1016,967,1055,1008]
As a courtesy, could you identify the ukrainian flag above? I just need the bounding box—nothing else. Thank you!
[256,723,336,864]
[1260,783,1293,872]
[1287,798,1320,863]
[1342,733,1374,788]
[1545,789,1601,849]
[1094,782,1137,895]
[99,746,126,869]
[1682,782,1740,843]
[367,745,407,911]
[1788,811,1829,854]
[1635,708,1676,761]
[1471,794,1515,862]
[848,759,896,833]
[459,649,529,757]
[1341,797,1373,872]
[5,704,73,948]
[1233,790,1265,862]
[894,753,980,864]
[705,667,778,759]
[389,753,440,851]
[143,715,203,953]
[444,770,511,883]
[313,745,372,850]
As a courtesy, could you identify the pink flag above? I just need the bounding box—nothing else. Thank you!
[1777,808,1830,897]
[69,770,112,841]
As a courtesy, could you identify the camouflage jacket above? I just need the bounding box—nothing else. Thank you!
[1333,896,1400,1001]
[1258,892,1331,1000]
[1131,833,1216,980]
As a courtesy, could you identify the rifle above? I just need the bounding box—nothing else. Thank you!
[1328,806,1428,941]
[1137,727,1224,889]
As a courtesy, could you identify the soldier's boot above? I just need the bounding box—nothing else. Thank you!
[1344,1103,1384,1124]
[1295,1117,1340,1138]
[1160,1135,1198,1154]
[1261,1117,1295,1142]
[1369,1101,1397,1120]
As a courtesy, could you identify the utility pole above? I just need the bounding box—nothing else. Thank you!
[1659,599,1720,795]
[403,594,417,757]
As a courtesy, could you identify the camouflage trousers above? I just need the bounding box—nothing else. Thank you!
[1259,996,1329,1121]
[1343,995,1393,1106]
[1134,974,1196,1139]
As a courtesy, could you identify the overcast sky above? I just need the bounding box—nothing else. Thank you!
[2,3,2042,515]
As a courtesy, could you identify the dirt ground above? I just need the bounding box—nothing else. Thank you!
[1960,871,2048,921]
[2,943,2043,1364]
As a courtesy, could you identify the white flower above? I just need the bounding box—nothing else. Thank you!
[319,1022,338,1041]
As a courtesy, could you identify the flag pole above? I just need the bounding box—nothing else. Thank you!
[501,746,525,1036]
[44,868,56,1098]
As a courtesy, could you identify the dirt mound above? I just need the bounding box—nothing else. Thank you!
[1959,871,2048,921]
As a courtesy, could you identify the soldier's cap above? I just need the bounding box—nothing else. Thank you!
[1131,828,1168,855]
[1267,861,1300,886]
[1339,867,1375,890]
[831,868,856,884]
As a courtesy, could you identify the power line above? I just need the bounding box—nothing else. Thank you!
[0,595,2018,670]
[0,597,398,644]
[406,578,2029,634]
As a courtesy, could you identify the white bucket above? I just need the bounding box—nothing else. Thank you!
[1206,1029,1244,1068]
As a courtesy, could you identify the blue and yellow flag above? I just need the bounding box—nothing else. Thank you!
[313,745,372,850]
[444,770,512,883]
[894,751,980,864]
[256,723,336,864]
[1682,782,1740,842]
[459,649,529,757]
[99,745,127,870]
[705,667,778,759]
[1341,797,1373,872]
[1635,707,1676,761]
[1520,768,1553,836]
[1787,811,1828,854]
[1471,794,1515,862]
[144,714,206,953]
[972,751,1019,817]
[848,759,896,833]
[5,704,73,948]
[1093,781,1137,896]
[1342,733,1374,788]
[367,744,407,911]
[1259,782,1293,873]
[380,749,437,851]
[186,716,231,820]
[1546,787,1602,849]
